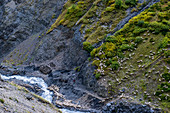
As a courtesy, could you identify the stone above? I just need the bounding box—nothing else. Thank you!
[140,54,143,57]
[139,98,142,101]
[138,65,141,68]
[49,62,56,67]
[39,65,52,74]
[145,74,148,77]
[121,88,125,93]
[26,95,34,100]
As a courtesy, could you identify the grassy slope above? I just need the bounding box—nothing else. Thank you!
[47,0,138,44]
[89,0,170,111]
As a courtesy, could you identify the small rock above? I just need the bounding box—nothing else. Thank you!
[39,65,52,74]
[138,65,141,68]
[150,53,153,56]
[145,74,148,77]
[49,62,56,67]
[140,54,143,57]
[139,98,142,101]
[26,95,34,100]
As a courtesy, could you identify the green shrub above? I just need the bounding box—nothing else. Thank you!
[95,73,101,79]
[83,42,94,52]
[105,36,118,43]
[111,61,120,70]
[66,4,84,19]
[115,0,122,9]
[162,73,170,81]
[120,44,130,51]
[159,36,169,49]
[137,20,145,27]
[135,36,143,44]
[0,98,4,103]
[90,48,97,58]
[149,22,169,34]
[117,52,124,58]
[106,51,115,58]
[133,27,147,36]
[105,7,115,12]
[125,0,136,6]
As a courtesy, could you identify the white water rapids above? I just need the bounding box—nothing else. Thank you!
[0,74,86,113]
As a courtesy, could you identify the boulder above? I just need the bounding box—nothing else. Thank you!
[39,65,52,74]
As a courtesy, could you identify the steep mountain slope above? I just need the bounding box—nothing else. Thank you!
[0,0,169,112]
[46,0,170,111]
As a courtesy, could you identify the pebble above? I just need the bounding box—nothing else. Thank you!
[140,54,143,57]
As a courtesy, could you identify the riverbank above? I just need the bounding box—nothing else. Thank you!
[0,65,162,113]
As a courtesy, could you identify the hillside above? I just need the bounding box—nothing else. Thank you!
[0,78,61,113]
[48,0,170,111]
[0,0,169,112]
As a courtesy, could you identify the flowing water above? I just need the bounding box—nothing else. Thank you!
[0,74,87,113]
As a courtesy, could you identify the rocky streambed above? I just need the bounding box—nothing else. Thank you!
[0,65,103,112]
[0,74,87,113]
[0,65,162,113]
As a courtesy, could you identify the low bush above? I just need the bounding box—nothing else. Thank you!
[158,36,169,49]
[125,0,137,6]
[0,98,4,103]
[105,7,115,12]
[135,36,143,44]
[133,27,147,36]
[162,73,170,81]
[120,44,131,51]
[83,42,94,52]
[95,73,101,79]
[137,20,145,27]
[111,61,120,70]
[115,0,122,9]
[149,22,169,34]
[105,36,118,43]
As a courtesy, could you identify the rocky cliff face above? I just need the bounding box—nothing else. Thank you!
[0,0,66,62]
